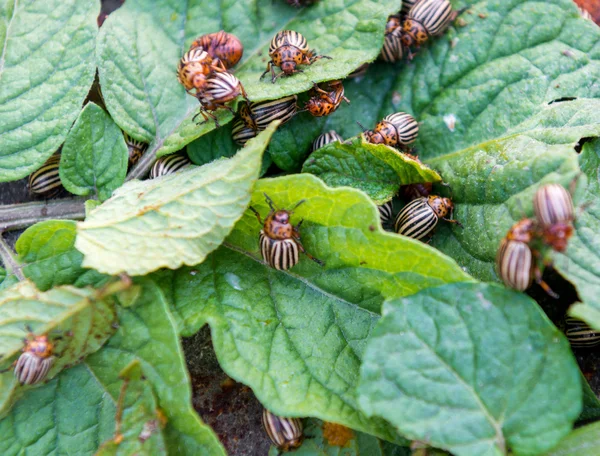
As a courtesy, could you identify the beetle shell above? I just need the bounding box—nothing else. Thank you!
[533,184,574,227]
[496,238,533,292]
[232,118,258,146]
[365,112,419,148]
[29,153,63,198]
[565,317,600,348]
[201,71,244,104]
[312,130,343,151]
[385,15,402,35]
[260,234,300,270]
[394,197,438,239]
[378,201,394,225]
[402,0,453,47]
[401,0,420,14]
[262,409,304,452]
[123,133,148,167]
[240,95,298,131]
[305,80,348,117]
[190,31,243,69]
[177,48,216,92]
[380,28,404,63]
[13,335,55,385]
[269,30,309,55]
[150,154,192,179]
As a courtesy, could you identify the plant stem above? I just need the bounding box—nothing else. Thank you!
[0,198,86,232]
[0,235,24,280]
[127,146,156,181]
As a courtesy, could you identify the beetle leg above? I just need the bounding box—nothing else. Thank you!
[293,235,325,266]
[311,83,329,96]
[260,61,273,80]
[533,266,559,299]
[248,206,264,225]
[239,84,249,101]
[342,95,350,104]
[443,217,464,229]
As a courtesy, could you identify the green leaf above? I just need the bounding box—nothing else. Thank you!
[543,421,600,456]
[95,361,167,456]
[86,279,225,456]
[76,124,277,276]
[554,139,600,330]
[579,371,600,424]
[16,220,107,291]
[357,283,582,456]
[0,280,118,417]
[59,103,129,202]
[0,268,17,291]
[97,0,399,161]
[153,174,473,441]
[0,0,97,182]
[302,137,441,204]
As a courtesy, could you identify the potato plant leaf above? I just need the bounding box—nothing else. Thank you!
[16,220,107,291]
[152,174,473,441]
[0,280,120,417]
[543,421,600,456]
[95,361,167,456]
[76,124,277,276]
[357,283,582,456]
[97,0,400,163]
[59,103,129,202]
[302,137,441,204]
[0,0,97,182]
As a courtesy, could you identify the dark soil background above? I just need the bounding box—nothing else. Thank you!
[0,1,598,454]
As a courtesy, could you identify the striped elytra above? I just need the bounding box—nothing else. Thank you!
[123,132,148,167]
[177,47,221,93]
[28,153,62,197]
[262,409,304,452]
[312,130,343,151]
[241,95,298,130]
[564,317,600,348]
[269,30,309,54]
[378,201,394,225]
[394,195,457,240]
[149,154,193,179]
[384,112,419,144]
[380,28,404,63]
[231,118,258,146]
[13,334,56,385]
[201,71,245,104]
[402,0,453,47]
[496,239,533,292]
[260,234,300,270]
[190,31,243,69]
[401,0,419,13]
[533,184,574,227]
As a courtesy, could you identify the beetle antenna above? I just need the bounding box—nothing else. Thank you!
[289,199,306,213]
[356,121,367,132]
[263,193,277,211]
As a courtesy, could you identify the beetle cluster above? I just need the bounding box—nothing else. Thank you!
[496,183,579,298]
[177,30,247,127]
[381,0,457,62]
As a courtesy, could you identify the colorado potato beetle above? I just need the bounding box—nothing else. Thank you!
[385,14,402,34]
[194,71,248,126]
[394,195,461,240]
[239,95,298,130]
[380,28,404,63]
[177,47,225,94]
[149,153,193,179]
[401,0,420,14]
[123,132,148,167]
[190,31,243,69]
[262,408,304,452]
[231,118,258,146]
[533,183,575,252]
[250,194,324,271]
[28,153,63,198]
[378,201,394,225]
[364,112,419,149]
[496,219,557,297]
[402,0,453,51]
[261,30,331,83]
[564,317,600,348]
[304,80,349,117]
[312,130,343,151]
[3,333,57,385]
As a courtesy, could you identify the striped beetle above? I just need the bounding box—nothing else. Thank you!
[364,112,419,149]
[190,31,243,69]
[250,194,324,271]
[239,95,298,131]
[496,218,558,298]
[533,183,575,252]
[394,195,461,240]
[28,153,63,198]
[378,201,394,225]
[564,317,600,348]
[262,408,304,452]
[123,132,148,167]
[304,80,350,117]
[231,118,258,146]
[380,28,404,63]
[312,130,343,151]
[194,71,248,126]
[149,153,193,179]
[401,0,453,52]
[385,14,402,35]
[401,0,420,14]
[261,30,331,83]
[0,332,57,386]
[177,47,226,94]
